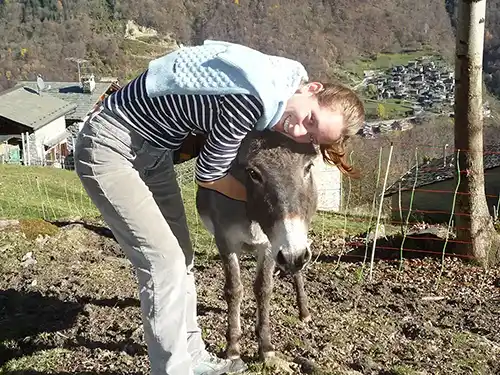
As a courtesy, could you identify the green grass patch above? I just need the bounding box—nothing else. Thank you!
[344,48,439,79]
[0,163,384,255]
[121,38,169,57]
[312,211,369,238]
[0,348,72,374]
[364,98,415,119]
[19,218,59,240]
[0,164,99,220]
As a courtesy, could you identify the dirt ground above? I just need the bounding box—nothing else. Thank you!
[1,219,499,375]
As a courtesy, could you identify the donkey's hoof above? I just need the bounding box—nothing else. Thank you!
[262,351,275,359]
[228,357,248,374]
[300,314,312,323]
[225,351,241,361]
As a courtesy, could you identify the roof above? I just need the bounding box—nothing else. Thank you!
[15,80,115,121]
[384,144,500,196]
[0,86,77,131]
[44,129,70,149]
[0,134,21,143]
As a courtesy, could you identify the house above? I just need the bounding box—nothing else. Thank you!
[15,74,120,133]
[0,86,77,166]
[11,73,121,165]
[383,146,500,224]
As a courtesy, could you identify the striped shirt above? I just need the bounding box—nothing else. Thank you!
[103,71,264,182]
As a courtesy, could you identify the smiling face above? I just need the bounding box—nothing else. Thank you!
[272,82,346,145]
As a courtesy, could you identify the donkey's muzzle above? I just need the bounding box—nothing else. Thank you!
[276,246,311,273]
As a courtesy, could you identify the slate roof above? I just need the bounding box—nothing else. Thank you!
[15,80,114,121]
[0,86,77,131]
[384,144,500,196]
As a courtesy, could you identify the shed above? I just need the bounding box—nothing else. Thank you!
[384,146,500,224]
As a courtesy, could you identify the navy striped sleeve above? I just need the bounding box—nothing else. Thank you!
[195,94,263,182]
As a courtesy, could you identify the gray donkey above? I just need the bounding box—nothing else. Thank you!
[196,129,319,362]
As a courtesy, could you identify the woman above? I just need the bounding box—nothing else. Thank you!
[74,40,364,375]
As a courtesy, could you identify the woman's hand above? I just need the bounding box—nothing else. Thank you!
[196,174,247,202]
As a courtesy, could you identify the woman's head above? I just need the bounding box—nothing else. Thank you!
[273,81,365,178]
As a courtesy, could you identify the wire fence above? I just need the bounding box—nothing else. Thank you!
[1,141,499,282]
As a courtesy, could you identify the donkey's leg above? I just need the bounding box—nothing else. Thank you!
[253,249,276,360]
[219,249,244,360]
[293,271,311,322]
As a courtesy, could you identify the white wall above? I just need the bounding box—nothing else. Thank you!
[32,116,67,162]
[312,157,342,212]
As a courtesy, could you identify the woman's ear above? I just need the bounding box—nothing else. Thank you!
[305,82,324,94]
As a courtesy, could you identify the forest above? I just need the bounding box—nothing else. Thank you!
[1,1,500,96]
[0,0,474,91]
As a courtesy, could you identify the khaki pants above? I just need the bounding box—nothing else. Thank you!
[74,106,205,375]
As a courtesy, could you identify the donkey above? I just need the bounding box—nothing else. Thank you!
[195,129,319,361]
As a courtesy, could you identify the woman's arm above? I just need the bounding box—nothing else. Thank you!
[194,93,263,201]
[197,174,247,201]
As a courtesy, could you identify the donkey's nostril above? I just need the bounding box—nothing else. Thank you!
[304,247,312,264]
[295,248,311,269]
[276,250,287,266]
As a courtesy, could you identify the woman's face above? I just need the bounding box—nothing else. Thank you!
[273,82,345,145]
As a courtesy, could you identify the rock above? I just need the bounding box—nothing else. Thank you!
[0,219,19,230]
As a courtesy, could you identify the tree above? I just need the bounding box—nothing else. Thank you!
[454,0,500,266]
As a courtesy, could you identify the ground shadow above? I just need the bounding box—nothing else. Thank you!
[48,220,116,242]
[77,295,139,308]
[0,289,82,366]
[0,289,142,367]
[58,86,83,94]
[317,232,460,264]
[1,372,132,375]
[197,302,225,316]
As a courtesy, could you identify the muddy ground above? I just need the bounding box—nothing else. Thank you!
[0,219,499,375]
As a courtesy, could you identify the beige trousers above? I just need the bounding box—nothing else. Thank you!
[74,106,205,375]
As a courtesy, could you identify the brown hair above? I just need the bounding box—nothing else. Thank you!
[314,81,365,179]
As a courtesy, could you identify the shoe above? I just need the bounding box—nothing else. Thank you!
[193,351,248,375]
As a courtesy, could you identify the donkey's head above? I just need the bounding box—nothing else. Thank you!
[237,130,319,274]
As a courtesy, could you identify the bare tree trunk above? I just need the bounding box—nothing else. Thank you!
[454,0,500,266]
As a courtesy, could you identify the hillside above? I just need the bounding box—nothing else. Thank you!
[1,166,499,375]
[0,0,457,90]
[2,1,500,97]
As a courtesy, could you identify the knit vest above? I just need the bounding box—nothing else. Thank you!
[145,40,309,130]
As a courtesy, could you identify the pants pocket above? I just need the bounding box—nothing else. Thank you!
[130,132,172,177]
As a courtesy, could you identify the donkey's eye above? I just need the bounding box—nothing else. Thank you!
[246,168,262,183]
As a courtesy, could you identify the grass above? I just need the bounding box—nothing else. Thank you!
[363,98,415,119]
[0,348,73,374]
[0,163,99,220]
[0,162,393,255]
[344,48,439,79]
[121,38,173,58]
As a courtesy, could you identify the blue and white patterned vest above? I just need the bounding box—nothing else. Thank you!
[145,40,309,130]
